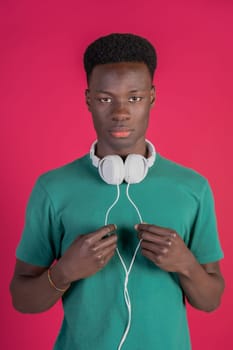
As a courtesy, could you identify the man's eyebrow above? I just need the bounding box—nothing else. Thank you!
[129,89,146,93]
[94,90,112,94]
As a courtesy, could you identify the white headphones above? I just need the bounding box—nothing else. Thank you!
[90,140,156,185]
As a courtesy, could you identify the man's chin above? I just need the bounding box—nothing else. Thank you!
[99,135,146,156]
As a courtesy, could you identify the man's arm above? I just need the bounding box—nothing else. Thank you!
[178,260,224,312]
[10,260,67,313]
[136,223,224,312]
[10,224,117,313]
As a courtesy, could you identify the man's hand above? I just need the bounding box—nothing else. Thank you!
[10,224,118,313]
[135,223,224,312]
[54,224,117,286]
[136,223,195,275]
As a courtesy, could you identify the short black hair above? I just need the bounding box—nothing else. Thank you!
[83,33,157,82]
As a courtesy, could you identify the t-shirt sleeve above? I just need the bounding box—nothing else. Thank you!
[16,178,62,267]
[188,180,224,264]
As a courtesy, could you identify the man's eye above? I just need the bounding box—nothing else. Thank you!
[99,97,112,103]
[128,96,142,102]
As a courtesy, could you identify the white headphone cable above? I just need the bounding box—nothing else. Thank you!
[104,185,120,226]
[104,183,143,350]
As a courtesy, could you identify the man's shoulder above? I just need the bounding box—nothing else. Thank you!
[37,153,90,189]
[155,153,208,192]
[157,153,205,177]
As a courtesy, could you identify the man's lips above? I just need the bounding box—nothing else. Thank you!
[109,128,133,138]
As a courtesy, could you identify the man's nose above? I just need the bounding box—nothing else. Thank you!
[111,101,130,121]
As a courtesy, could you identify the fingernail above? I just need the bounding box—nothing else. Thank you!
[134,224,139,230]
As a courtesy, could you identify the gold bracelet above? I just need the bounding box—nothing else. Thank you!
[47,268,69,293]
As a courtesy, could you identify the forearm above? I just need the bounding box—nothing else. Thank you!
[178,255,224,312]
[10,263,70,314]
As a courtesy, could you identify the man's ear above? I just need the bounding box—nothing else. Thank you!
[85,89,91,111]
[150,85,156,108]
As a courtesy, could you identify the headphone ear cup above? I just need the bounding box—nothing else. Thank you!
[124,155,148,184]
[98,155,125,185]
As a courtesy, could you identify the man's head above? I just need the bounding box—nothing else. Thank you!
[83,33,157,158]
[84,33,157,83]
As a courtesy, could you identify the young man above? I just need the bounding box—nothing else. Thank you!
[10,33,224,349]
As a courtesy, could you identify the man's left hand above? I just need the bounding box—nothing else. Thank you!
[136,223,195,274]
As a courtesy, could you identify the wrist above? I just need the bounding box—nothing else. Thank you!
[177,253,199,279]
[49,263,71,292]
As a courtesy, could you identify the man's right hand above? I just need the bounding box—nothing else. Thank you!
[10,224,117,313]
[52,224,117,288]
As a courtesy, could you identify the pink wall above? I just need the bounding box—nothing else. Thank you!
[1,0,232,348]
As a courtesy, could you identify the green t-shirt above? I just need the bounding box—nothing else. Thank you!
[16,153,223,350]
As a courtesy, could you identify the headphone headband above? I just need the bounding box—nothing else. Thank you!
[90,139,156,168]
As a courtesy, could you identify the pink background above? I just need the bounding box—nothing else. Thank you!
[1,0,232,348]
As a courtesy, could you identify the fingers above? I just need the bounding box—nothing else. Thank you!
[87,224,117,244]
[141,249,163,265]
[136,223,178,266]
[92,234,117,252]
[140,237,171,267]
[139,234,172,246]
[141,241,169,255]
[136,223,176,240]
[96,243,116,267]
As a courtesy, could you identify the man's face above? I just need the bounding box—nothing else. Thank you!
[86,62,155,157]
